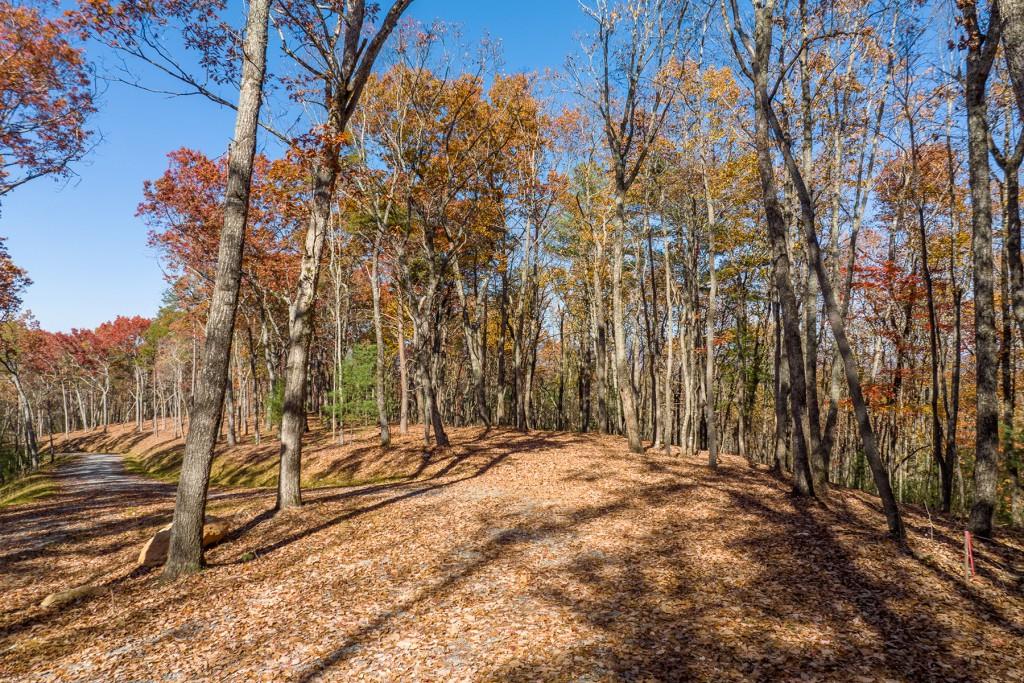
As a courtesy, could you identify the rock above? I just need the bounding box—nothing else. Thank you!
[137,522,173,567]
[137,516,231,567]
[40,584,104,609]
[201,516,230,546]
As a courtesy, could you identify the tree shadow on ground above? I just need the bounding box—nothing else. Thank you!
[219,430,572,562]
[295,457,1015,682]
[59,430,153,455]
[0,452,268,640]
[6,435,1022,681]
[223,451,516,562]
[295,469,699,682]
[491,475,986,681]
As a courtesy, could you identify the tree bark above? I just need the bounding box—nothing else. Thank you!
[61,380,70,435]
[821,71,888,466]
[772,298,790,474]
[1003,0,1024,115]
[745,1,814,496]
[908,114,946,522]
[397,306,409,435]
[275,0,413,508]
[613,190,643,453]
[591,236,610,433]
[663,234,674,455]
[962,0,1002,538]
[755,6,903,537]
[704,195,719,468]
[453,256,490,428]
[278,160,334,510]
[224,365,237,448]
[765,94,904,538]
[163,0,270,579]
[370,241,391,447]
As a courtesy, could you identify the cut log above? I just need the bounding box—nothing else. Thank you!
[40,584,104,609]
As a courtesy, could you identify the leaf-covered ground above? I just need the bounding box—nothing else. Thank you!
[54,420,449,489]
[2,427,1023,682]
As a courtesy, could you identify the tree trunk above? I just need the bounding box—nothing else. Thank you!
[61,380,70,435]
[1002,236,1015,477]
[275,0,413,507]
[749,10,813,495]
[495,273,509,425]
[134,367,142,432]
[909,114,947,521]
[246,323,262,445]
[772,298,790,474]
[821,75,887,466]
[163,0,270,579]
[224,364,237,448]
[9,374,37,465]
[417,339,448,447]
[453,256,490,428]
[766,100,903,537]
[557,309,566,430]
[704,184,719,468]
[962,0,1001,538]
[370,243,391,447]
[1003,0,1024,116]
[613,190,643,453]
[642,222,660,447]
[662,235,674,455]
[591,241,610,434]
[397,306,409,435]
[278,159,335,510]
[757,6,902,535]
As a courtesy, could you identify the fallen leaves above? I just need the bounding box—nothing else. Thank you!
[1,426,1023,681]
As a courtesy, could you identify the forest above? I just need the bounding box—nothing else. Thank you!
[1,0,1024,677]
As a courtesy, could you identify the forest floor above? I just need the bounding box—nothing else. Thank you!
[51,420,456,489]
[2,425,1024,682]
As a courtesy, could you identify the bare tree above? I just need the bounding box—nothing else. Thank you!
[725,0,905,539]
[572,0,691,453]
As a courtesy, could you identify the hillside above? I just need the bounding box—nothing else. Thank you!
[52,420,444,490]
[1,426,1023,681]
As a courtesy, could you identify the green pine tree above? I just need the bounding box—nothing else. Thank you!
[327,343,377,430]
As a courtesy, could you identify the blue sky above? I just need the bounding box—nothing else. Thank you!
[1,0,587,332]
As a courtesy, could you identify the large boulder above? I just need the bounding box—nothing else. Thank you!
[40,584,104,609]
[137,516,231,568]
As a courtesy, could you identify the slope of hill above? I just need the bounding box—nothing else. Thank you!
[53,420,454,489]
[2,426,1022,681]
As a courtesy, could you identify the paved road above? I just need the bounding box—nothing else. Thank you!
[52,453,240,502]
[0,454,174,555]
[53,453,168,494]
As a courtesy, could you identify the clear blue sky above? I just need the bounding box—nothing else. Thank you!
[1,0,586,332]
